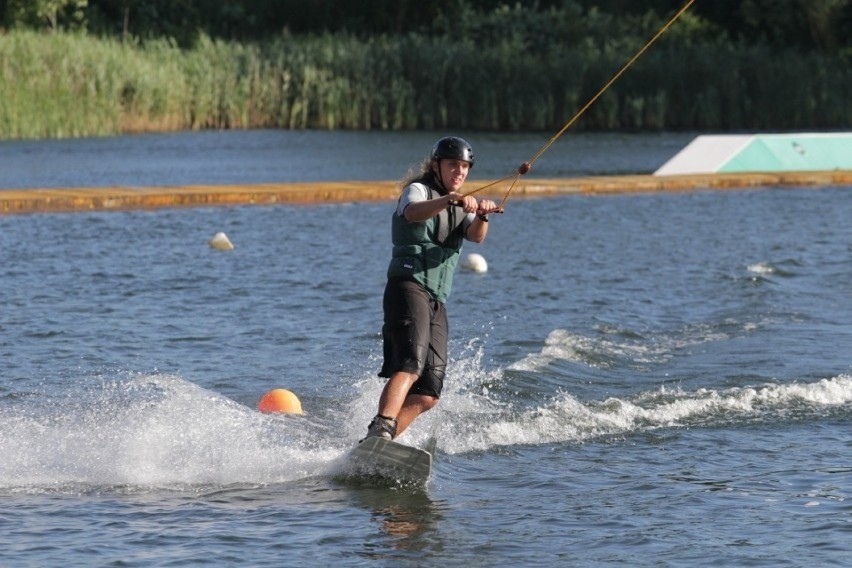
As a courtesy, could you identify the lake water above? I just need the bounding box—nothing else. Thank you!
[0,130,693,188]
[0,131,850,566]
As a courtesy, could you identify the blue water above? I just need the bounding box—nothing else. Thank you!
[0,130,690,188]
[1,131,850,566]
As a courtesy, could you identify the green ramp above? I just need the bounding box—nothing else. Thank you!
[655,133,852,175]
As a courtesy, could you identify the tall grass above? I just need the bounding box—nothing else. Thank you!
[0,29,849,140]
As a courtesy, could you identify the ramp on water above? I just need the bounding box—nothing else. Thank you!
[655,133,852,175]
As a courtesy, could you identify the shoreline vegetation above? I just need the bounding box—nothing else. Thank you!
[1,29,850,141]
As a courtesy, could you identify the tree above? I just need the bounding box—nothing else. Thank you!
[5,0,87,31]
[797,0,850,52]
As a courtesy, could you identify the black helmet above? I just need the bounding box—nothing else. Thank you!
[431,136,475,168]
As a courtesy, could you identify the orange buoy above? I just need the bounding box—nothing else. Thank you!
[257,388,303,414]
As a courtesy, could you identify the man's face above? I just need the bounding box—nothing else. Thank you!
[434,159,470,192]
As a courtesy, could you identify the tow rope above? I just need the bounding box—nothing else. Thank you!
[461,0,697,212]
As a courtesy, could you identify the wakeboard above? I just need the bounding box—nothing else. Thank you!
[342,437,433,487]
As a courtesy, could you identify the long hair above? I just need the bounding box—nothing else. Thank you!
[400,156,438,189]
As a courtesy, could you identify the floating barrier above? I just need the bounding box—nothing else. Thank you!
[257,388,303,414]
[208,232,234,250]
[1,172,850,215]
[462,253,488,273]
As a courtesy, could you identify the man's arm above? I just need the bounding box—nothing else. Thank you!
[403,192,461,222]
[465,199,500,243]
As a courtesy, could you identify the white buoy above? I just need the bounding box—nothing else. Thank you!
[463,252,488,273]
[208,232,234,251]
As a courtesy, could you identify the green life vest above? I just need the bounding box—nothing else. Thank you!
[386,183,468,302]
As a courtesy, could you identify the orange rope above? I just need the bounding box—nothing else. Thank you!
[462,0,697,210]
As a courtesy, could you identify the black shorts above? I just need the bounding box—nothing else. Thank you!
[379,278,448,399]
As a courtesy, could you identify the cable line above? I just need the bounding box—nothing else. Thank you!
[462,0,697,211]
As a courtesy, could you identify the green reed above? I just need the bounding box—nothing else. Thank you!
[0,29,849,140]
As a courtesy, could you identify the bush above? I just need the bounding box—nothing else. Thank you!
[0,29,849,140]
